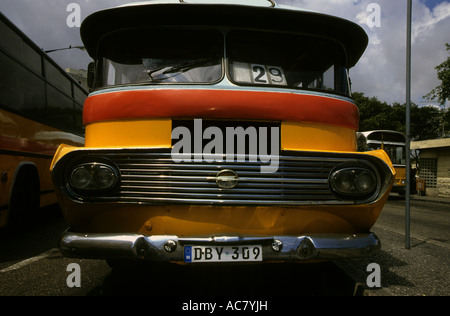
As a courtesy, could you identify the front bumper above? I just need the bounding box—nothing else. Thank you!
[60,231,380,262]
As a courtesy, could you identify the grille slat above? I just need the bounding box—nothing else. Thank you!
[95,151,350,205]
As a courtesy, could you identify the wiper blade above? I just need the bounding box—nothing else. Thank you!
[146,59,210,81]
[162,59,210,75]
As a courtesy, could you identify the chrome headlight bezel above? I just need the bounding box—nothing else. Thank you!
[66,158,120,195]
[329,162,381,202]
[69,163,119,192]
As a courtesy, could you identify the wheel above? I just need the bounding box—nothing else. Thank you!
[8,165,40,226]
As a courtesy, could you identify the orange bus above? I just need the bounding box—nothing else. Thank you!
[0,11,86,228]
[52,0,394,265]
[358,130,407,196]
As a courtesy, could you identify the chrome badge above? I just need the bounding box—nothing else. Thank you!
[216,169,239,189]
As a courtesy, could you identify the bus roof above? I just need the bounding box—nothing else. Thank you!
[80,0,368,68]
[119,0,280,9]
[358,130,406,143]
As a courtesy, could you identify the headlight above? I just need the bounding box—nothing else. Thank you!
[70,163,118,191]
[329,166,378,198]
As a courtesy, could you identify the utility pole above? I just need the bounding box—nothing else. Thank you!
[405,0,412,250]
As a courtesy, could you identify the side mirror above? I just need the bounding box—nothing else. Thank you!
[87,62,95,90]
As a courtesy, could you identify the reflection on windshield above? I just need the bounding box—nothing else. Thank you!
[368,144,406,165]
[100,28,223,86]
[97,28,350,95]
[227,31,349,95]
[143,58,222,83]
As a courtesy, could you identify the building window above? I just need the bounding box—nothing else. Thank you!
[419,158,438,188]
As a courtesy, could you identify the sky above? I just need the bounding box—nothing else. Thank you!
[0,0,449,108]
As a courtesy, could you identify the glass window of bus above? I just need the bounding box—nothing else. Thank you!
[384,145,406,165]
[98,28,223,88]
[46,84,76,132]
[367,142,405,165]
[227,31,349,95]
[0,19,21,56]
[45,59,72,97]
[73,85,86,106]
[0,19,42,76]
[73,86,85,135]
[0,50,46,119]
[74,103,84,135]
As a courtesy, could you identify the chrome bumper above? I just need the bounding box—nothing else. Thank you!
[60,231,380,262]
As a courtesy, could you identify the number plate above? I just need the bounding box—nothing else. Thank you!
[251,64,287,86]
[184,245,263,263]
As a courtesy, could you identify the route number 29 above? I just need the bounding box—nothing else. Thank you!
[251,64,287,86]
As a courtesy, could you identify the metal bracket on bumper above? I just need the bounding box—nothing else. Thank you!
[60,231,380,262]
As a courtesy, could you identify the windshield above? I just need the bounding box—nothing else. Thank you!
[368,143,406,165]
[96,28,350,95]
[227,31,349,95]
[100,29,223,86]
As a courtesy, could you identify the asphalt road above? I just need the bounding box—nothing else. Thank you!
[0,196,448,300]
[337,195,450,296]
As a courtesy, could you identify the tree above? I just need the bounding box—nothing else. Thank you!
[424,43,450,106]
[424,43,450,138]
[354,44,449,139]
[353,92,443,140]
[411,104,442,140]
[353,92,393,131]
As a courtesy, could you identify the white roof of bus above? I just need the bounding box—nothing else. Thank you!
[358,130,406,137]
[118,0,310,12]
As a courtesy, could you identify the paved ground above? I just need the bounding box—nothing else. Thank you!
[336,194,450,296]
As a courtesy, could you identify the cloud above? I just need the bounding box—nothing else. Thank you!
[414,1,450,39]
[0,0,448,107]
[280,0,449,107]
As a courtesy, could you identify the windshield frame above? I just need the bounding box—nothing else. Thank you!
[225,29,351,96]
[97,27,225,88]
[93,27,351,97]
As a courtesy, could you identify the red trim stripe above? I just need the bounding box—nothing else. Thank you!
[0,135,57,156]
[84,89,359,130]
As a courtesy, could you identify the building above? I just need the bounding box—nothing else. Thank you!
[411,138,450,197]
[66,68,88,91]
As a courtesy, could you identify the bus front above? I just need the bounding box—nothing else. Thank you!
[51,1,394,264]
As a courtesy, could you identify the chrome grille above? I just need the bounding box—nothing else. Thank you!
[101,151,356,206]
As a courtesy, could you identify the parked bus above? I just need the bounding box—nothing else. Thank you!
[357,130,407,195]
[52,0,394,265]
[0,11,86,228]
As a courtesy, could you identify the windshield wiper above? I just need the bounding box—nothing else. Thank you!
[146,59,211,81]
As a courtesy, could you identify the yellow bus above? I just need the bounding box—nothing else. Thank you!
[0,11,86,228]
[52,0,394,265]
[358,130,406,196]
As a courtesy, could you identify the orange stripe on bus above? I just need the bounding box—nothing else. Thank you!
[83,89,359,130]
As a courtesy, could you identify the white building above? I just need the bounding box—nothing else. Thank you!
[411,138,450,197]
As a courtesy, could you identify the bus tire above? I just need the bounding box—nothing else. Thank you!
[8,163,40,226]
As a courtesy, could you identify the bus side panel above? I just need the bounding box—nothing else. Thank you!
[0,110,84,228]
